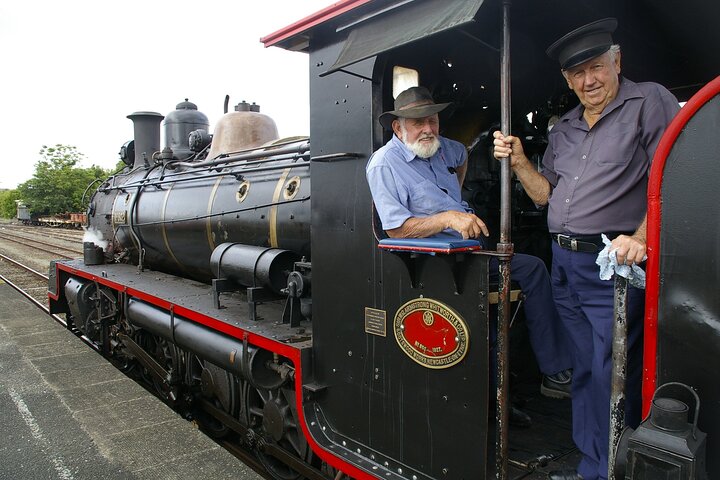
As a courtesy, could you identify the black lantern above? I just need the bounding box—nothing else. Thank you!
[623,383,707,479]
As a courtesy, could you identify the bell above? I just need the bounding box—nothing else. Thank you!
[624,382,707,479]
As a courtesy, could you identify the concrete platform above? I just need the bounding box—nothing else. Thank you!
[0,281,265,480]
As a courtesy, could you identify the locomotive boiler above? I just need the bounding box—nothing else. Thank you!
[92,99,311,286]
[48,0,720,479]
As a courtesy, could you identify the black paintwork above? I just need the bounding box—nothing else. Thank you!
[657,94,720,476]
[290,0,720,477]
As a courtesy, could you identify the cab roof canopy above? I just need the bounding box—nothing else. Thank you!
[263,0,719,106]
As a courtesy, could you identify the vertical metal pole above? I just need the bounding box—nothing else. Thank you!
[608,275,629,479]
[499,3,512,244]
[496,2,513,479]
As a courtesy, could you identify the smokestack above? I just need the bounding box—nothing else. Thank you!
[127,111,164,169]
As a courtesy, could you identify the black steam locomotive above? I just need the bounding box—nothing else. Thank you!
[49,0,719,479]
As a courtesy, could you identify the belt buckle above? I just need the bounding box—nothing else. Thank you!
[556,233,568,248]
[556,234,578,252]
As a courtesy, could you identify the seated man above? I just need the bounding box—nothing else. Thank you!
[366,87,573,418]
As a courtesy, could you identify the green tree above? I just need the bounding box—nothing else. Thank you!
[17,144,110,215]
[0,189,21,218]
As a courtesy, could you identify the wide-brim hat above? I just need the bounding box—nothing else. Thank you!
[379,86,451,130]
[546,18,618,70]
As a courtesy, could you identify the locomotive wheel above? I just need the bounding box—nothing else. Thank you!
[191,357,240,439]
[130,330,157,384]
[150,335,183,404]
[244,383,313,480]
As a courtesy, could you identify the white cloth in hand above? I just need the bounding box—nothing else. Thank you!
[595,234,647,289]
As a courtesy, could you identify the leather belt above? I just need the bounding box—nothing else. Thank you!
[551,233,606,253]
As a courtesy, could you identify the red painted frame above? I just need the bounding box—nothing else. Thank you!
[642,75,720,418]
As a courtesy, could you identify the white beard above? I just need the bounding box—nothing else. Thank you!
[400,125,441,158]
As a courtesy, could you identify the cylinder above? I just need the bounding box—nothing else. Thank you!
[210,243,299,294]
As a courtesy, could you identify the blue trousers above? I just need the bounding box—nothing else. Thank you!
[490,254,572,376]
[550,243,644,480]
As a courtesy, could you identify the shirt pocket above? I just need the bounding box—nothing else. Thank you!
[407,179,443,216]
[594,122,639,165]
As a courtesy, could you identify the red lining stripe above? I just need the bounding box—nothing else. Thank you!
[261,0,372,48]
[51,262,375,478]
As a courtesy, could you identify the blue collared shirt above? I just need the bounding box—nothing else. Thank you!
[366,135,470,235]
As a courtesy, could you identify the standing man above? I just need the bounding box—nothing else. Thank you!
[493,19,679,480]
[366,86,574,423]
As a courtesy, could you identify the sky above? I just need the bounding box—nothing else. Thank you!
[0,0,335,190]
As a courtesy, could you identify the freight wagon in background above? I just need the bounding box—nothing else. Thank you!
[16,202,31,224]
[17,208,87,228]
[17,201,87,228]
[36,213,87,228]
[47,0,718,479]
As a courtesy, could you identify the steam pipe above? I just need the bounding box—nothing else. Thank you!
[107,155,311,191]
[127,298,253,377]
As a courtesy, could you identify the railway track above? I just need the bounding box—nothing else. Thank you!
[0,223,82,305]
[0,231,82,258]
[5,225,84,243]
[0,229,66,305]
[0,222,279,480]
[0,224,102,353]
[0,254,53,312]
[0,250,98,356]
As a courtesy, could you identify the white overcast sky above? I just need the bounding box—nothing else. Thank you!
[0,0,334,190]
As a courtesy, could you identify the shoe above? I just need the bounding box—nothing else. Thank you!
[509,406,532,428]
[541,369,572,399]
[547,469,583,480]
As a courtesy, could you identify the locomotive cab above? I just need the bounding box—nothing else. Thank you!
[267,0,719,477]
[294,4,563,477]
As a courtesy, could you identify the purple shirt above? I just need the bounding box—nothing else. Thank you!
[541,77,679,234]
[366,135,469,235]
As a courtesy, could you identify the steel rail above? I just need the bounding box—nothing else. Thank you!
[2,224,84,243]
[0,272,71,331]
[0,231,83,255]
[0,234,78,259]
[0,253,97,351]
[0,252,49,280]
